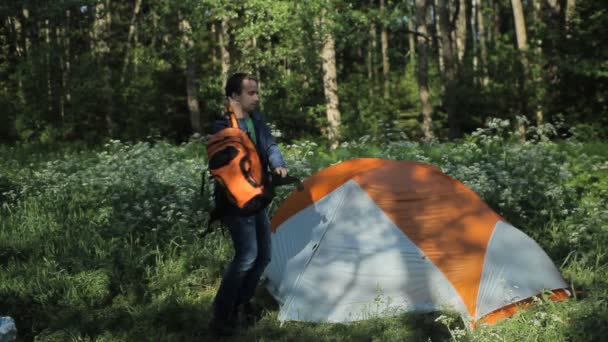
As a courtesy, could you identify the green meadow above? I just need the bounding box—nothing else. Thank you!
[1,128,607,341]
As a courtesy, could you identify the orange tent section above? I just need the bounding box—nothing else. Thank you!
[265,158,570,324]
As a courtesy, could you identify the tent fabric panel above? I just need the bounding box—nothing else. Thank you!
[265,181,351,302]
[475,221,569,320]
[476,289,570,326]
[271,158,390,231]
[354,161,501,317]
[279,181,468,322]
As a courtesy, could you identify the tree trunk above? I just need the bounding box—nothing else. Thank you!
[57,21,66,127]
[179,16,202,135]
[93,0,115,137]
[511,0,529,53]
[492,0,501,44]
[45,19,53,116]
[151,10,159,49]
[380,0,390,99]
[438,0,460,138]
[11,8,27,107]
[121,0,142,80]
[18,6,30,57]
[565,0,576,27]
[471,0,478,77]
[415,0,434,141]
[319,13,341,148]
[546,0,563,22]
[531,0,544,126]
[60,10,72,135]
[510,0,530,136]
[11,16,23,58]
[219,17,230,87]
[433,0,445,77]
[455,0,467,64]
[65,9,71,106]
[477,0,489,85]
[211,21,217,65]
[407,15,416,65]
[369,0,378,91]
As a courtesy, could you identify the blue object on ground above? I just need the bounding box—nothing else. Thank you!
[0,317,16,342]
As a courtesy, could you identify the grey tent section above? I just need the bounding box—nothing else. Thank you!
[265,180,468,323]
[475,221,569,320]
[0,316,16,342]
[264,179,350,305]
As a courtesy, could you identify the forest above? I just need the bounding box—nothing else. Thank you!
[1,0,606,144]
[1,0,607,341]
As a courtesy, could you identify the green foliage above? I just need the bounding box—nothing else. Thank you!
[1,0,607,143]
[1,129,606,340]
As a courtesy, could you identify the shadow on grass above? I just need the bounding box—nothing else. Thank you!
[236,310,454,342]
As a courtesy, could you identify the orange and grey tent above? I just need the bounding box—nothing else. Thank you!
[264,158,570,325]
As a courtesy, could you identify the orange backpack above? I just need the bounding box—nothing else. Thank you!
[207,110,271,215]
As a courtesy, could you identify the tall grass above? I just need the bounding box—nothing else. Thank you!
[0,125,606,341]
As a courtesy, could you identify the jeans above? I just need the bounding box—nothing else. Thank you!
[212,209,272,321]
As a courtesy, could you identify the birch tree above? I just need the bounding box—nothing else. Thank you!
[511,0,530,136]
[380,0,390,98]
[179,13,202,134]
[415,0,433,140]
[318,8,341,148]
[437,0,459,138]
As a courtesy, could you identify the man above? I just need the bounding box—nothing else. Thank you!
[209,73,288,336]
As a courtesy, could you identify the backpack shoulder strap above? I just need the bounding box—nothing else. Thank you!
[225,106,239,128]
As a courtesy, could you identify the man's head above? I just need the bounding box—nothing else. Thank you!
[225,73,259,114]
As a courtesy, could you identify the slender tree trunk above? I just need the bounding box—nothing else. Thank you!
[477,0,489,85]
[179,16,202,135]
[11,16,23,58]
[3,16,18,139]
[10,14,23,102]
[511,0,530,136]
[380,0,390,99]
[546,0,563,22]
[19,6,30,57]
[219,17,230,86]
[438,0,460,138]
[471,0,478,78]
[319,12,341,148]
[455,0,467,64]
[511,0,529,64]
[367,24,374,97]
[565,0,576,27]
[59,9,72,136]
[121,0,142,80]
[93,0,115,137]
[12,8,27,107]
[65,10,71,106]
[415,0,434,141]
[45,19,53,116]
[151,10,159,49]
[492,0,501,44]
[407,15,416,65]
[211,22,217,65]
[531,0,544,126]
[57,23,65,128]
[433,0,445,77]
[369,0,378,91]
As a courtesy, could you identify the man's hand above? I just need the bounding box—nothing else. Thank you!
[273,167,289,178]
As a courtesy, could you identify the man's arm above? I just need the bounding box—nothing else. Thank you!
[258,115,287,172]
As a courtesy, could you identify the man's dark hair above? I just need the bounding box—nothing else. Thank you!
[225,73,258,98]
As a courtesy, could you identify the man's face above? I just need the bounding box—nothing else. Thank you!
[233,79,259,113]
